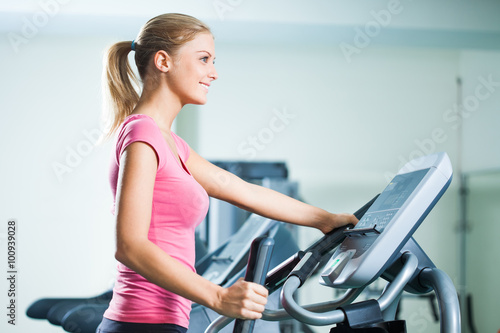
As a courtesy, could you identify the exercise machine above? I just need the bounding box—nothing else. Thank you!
[206,152,461,332]
[189,214,300,333]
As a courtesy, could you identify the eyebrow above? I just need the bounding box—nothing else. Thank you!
[197,50,215,59]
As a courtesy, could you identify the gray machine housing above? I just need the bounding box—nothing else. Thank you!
[320,152,453,289]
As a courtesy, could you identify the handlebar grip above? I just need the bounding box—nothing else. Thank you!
[304,225,351,256]
[233,237,275,333]
[289,250,322,287]
[303,194,381,256]
[265,251,305,294]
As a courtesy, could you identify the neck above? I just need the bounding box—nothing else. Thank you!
[132,79,183,133]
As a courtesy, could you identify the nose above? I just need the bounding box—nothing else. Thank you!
[209,65,218,81]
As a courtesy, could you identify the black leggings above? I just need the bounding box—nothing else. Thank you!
[96,318,187,333]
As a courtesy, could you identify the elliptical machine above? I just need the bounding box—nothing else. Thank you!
[206,152,461,333]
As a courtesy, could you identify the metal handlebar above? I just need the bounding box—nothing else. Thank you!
[280,252,419,326]
[204,287,364,332]
[205,316,233,333]
[263,288,363,322]
[420,267,461,333]
[233,237,274,333]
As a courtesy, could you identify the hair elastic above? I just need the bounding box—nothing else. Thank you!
[131,40,136,51]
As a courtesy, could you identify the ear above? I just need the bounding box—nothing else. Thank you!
[153,50,172,73]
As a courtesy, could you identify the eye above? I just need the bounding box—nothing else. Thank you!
[201,56,208,63]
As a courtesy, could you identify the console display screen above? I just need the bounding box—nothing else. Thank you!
[354,168,430,232]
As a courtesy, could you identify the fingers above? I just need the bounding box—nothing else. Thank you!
[349,213,359,225]
[246,283,268,316]
[216,278,269,320]
[337,213,358,227]
[236,279,269,312]
[319,213,359,234]
[250,280,269,299]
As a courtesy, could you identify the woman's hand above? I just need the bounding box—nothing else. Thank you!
[213,278,269,320]
[317,213,359,234]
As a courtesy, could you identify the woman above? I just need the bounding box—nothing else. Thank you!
[98,13,357,333]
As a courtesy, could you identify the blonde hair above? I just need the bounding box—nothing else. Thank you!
[101,13,211,137]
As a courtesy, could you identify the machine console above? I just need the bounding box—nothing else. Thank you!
[320,152,453,288]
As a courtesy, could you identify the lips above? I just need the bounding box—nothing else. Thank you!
[199,82,210,91]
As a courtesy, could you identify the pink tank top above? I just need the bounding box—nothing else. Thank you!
[104,114,209,328]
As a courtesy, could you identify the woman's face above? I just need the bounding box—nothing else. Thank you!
[167,32,218,106]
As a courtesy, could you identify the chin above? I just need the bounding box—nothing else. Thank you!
[188,96,208,105]
[184,101,207,107]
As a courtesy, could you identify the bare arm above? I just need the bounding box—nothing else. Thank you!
[186,149,357,234]
[114,142,268,319]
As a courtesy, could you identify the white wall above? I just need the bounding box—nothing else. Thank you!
[460,51,500,172]
[0,35,120,333]
[459,50,500,333]
[465,173,500,333]
[198,43,461,186]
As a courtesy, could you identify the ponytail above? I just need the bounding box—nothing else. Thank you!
[101,41,140,138]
